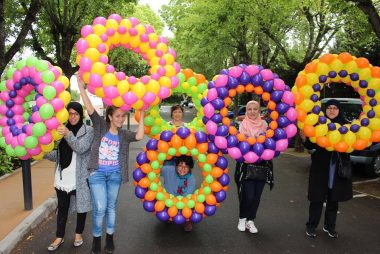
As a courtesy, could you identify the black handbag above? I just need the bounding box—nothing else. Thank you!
[337,153,352,179]
[244,161,271,181]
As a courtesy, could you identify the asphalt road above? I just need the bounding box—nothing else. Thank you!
[10,136,380,254]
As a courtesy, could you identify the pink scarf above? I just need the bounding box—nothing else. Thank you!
[239,101,267,137]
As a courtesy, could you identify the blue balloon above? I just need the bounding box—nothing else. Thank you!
[328,71,337,78]
[160,130,173,142]
[176,127,190,139]
[369,99,377,107]
[216,156,228,169]
[6,110,14,118]
[156,210,169,222]
[216,125,229,136]
[311,94,319,102]
[143,201,155,212]
[238,71,250,85]
[202,116,209,125]
[312,105,321,114]
[239,141,250,155]
[319,75,327,83]
[173,214,186,224]
[14,83,22,90]
[216,87,229,99]
[239,64,247,68]
[201,98,208,106]
[133,168,144,182]
[136,152,148,165]
[190,212,203,223]
[367,110,376,118]
[312,84,321,92]
[208,81,215,89]
[328,123,336,130]
[211,98,224,110]
[9,91,17,98]
[361,118,369,126]
[220,69,229,75]
[277,116,290,128]
[6,99,14,108]
[252,143,264,156]
[318,116,327,124]
[228,76,238,89]
[134,186,147,199]
[218,173,230,186]
[215,190,226,203]
[227,135,238,148]
[208,142,219,153]
[270,90,284,102]
[251,74,263,86]
[7,118,15,126]
[263,80,274,92]
[350,73,359,81]
[275,103,289,114]
[146,139,158,150]
[211,114,222,124]
[359,80,368,88]
[339,126,348,134]
[19,78,26,85]
[264,138,276,150]
[207,134,215,142]
[338,70,348,77]
[204,205,217,216]
[274,128,287,140]
[350,124,360,132]
[195,131,207,143]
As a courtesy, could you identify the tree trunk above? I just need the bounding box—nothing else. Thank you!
[351,0,380,39]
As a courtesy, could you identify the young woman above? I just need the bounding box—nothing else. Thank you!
[169,104,185,127]
[77,75,145,254]
[301,99,353,238]
[235,100,273,234]
[44,101,94,251]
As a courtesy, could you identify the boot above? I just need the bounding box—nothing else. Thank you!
[104,233,115,253]
[91,236,101,254]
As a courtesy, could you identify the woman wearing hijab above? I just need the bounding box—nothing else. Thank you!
[301,99,353,238]
[235,100,273,234]
[44,101,94,251]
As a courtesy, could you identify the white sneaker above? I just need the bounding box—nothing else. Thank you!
[246,220,258,233]
[237,218,246,231]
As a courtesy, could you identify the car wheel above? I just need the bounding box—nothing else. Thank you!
[364,154,380,177]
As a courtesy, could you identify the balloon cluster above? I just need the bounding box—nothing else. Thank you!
[76,14,180,111]
[143,68,208,136]
[202,64,297,163]
[0,57,71,160]
[293,52,380,152]
[133,128,230,224]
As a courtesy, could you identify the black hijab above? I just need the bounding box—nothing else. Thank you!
[58,102,84,169]
[324,99,347,125]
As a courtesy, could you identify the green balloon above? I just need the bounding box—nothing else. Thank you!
[147,172,156,181]
[0,81,6,92]
[15,146,27,157]
[36,60,49,72]
[151,161,159,170]
[0,137,6,148]
[203,186,212,195]
[198,154,206,163]
[26,56,37,67]
[205,175,214,184]
[177,195,183,200]
[23,112,30,121]
[156,192,165,201]
[177,72,186,84]
[157,152,167,161]
[144,115,155,126]
[168,148,176,156]
[23,102,30,110]
[32,122,47,137]
[6,67,16,79]
[187,77,197,86]
[198,83,207,93]
[39,104,54,120]
[5,145,15,157]
[203,163,212,172]
[149,182,158,191]
[179,146,188,155]
[176,201,185,209]
[41,70,55,84]
[25,136,38,149]
[43,86,57,100]
[16,60,26,70]
[197,194,205,203]
[165,199,174,207]
[187,200,195,209]
[25,94,34,102]
[190,148,198,156]
[150,126,161,135]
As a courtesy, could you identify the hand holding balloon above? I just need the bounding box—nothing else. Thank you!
[57,125,69,136]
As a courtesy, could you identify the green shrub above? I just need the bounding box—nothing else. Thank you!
[0,147,21,177]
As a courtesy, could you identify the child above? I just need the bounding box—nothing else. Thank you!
[161,155,196,231]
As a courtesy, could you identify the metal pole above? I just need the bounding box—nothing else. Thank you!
[21,159,33,210]
[127,112,130,130]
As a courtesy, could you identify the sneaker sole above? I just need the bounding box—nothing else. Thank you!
[306,231,316,238]
[323,227,338,238]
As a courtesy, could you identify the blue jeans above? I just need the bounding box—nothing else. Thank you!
[88,170,122,237]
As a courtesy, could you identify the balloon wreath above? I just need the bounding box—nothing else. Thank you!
[293,52,380,153]
[142,68,208,136]
[202,64,297,163]
[0,57,71,160]
[133,128,230,224]
[76,14,180,111]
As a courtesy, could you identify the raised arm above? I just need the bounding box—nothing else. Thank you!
[135,110,145,140]
[76,74,94,115]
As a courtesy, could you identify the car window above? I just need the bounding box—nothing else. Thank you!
[321,100,362,123]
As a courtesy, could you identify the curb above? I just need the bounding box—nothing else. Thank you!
[0,197,57,254]
[0,161,39,182]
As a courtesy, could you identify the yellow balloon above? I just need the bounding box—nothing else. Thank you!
[120,19,132,30]
[343,131,356,146]
[373,105,380,117]
[148,33,158,42]
[306,73,319,86]
[152,96,160,106]
[147,49,157,60]
[102,73,118,87]
[165,65,177,77]
[135,24,146,34]
[86,34,102,48]
[105,19,119,30]
[305,113,319,126]
[129,36,141,48]
[117,80,130,95]
[91,62,106,76]
[58,76,70,89]
[358,68,371,80]
[297,121,304,129]
[163,53,175,65]
[51,129,63,141]
[309,137,316,143]
[119,33,130,45]
[329,59,343,73]
[159,76,171,88]
[154,118,162,126]
[369,118,380,131]
[358,126,371,140]
[316,62,329,76]
[156,43,168,53]
[300,86,314,98]
[84,48,100,62]
[299,99,314,113]
[150,108,159,117]
[32,152,44,160]
[315,124,328,137]
[41,141,55,153]
[95,87,105,97]
[111,96,124,107]
[346,147,354,153]
[363,105,371,114]
[139,42,150,53]
[58,91,71,105]
[82,72,90,84]
[133,99,144,109]
[131,82,146,99]
[110,33,120,45]
[93,24,106,36]
[368,78,380,90]
[56,108,69,123]
[328,130,342,144]
[345,60,358,74]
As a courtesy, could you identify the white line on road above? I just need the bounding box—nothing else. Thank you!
[353,178,379,185]
[353,193,368,198]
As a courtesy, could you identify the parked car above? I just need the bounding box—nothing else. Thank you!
[310,98,380,177]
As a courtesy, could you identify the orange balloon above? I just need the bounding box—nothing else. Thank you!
[144,126,151,134]
[266,129,274,138]
[237,133,246,142]
[210,182,223,192]
[256,135,266,144]
[229,89,236,97]
[305,62,318,73]
[138,177,150,188]
[353,139,368,150]
[270,111,279,120]
[147,150,158,161]
[246,84,254,92]
[295,75,308,88]
[154,200,165,212]
[333,142,349,153]
[184,135,197,149]
[319,53,335,64]
[144,190,156,201]
[135,111,141,122]
[211,167,223,178]
[194,203,205,214]
[268,101,276,111]
[229,126,238,135]
[195,73,206,83]
[356,57,370,68]
[316,136,330,147]
[262,92,271,102]
[269,121,278,130]
[140,163,152,173]
[254,86,263,95]
[337,52,353,64]
[170,134,183,149]
[296,108,307,121]
[303,125,315,137]
[196,143,208,153]
[168,206,178,217]
[182,68,194,79]
[247,136,257,145]
[371,66,380,78]
[182,207,192,219]
[371,130,380,142]
[293,92,304,105]
[205,194,217,205]
[220,107,228,117]
[222,117,231,126]
[236,85,245,94]
[158,140,169,153]
[206,153,218,164]
[223,97,232,107]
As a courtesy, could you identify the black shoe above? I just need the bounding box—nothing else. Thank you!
[91,236,101,254]
[306,227,317,238]
[105,233,115,254]
[323,227,338,238]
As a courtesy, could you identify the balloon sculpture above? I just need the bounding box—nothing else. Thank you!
[293,52,380,153]
[0,57,71,160]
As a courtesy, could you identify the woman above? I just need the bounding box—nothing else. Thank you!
[301,99,353,238]
[44,101,94,251]
[77,75,145,254]
[169,104,185,127]
[235,100,273,234]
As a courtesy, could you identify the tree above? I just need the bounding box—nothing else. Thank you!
[0,0,41,77]
[349,0,380,39]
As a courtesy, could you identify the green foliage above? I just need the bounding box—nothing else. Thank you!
[0,147,21,177]
[70,90,80,101]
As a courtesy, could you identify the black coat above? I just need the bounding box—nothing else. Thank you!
[304,139,353,202]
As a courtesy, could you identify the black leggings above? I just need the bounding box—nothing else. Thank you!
[306,190,339,230]
[239,180,266,220]
[55,188,87,238]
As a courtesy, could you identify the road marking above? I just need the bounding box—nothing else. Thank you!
[353,193,368,198]
[353,178,379,185]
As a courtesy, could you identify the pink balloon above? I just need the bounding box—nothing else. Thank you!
[11,138,18,148]
[17,133,27,146]
[38,132,52,145]
[128,76,137,84]
[13,96,25,105]
[104,86,119,99]
[36,96,48,107]
[25,124,33,135]
[286,107,297,121]
[142,92,156,104]
[105,65,115,73]
[0,105,7,114]
[20,154,31,160]
[273,78,285,91]
[205,121,217,135]
[260,69,274,81]
[227,147,242,160]
[214,75,228,88]
[76,38,88,54]
[282,91,294,106]
[2,126,10,135]
[80,25,94,37]
[51,81,64,94]
[87,85,96,94]
[118,26,127,34]
[45,117,60,130]
[122,92,138,104]
[0,116,8,127]
[89,74,103,88]
[106,28,115,36]
[103,98,113,106]
[170,76,179,88]
[79,57,93,72]
[115,72,126,81]
[157,87,170,99]
[5,133,13,144]
[203,103,215,118]
[243,151,259,163]
[36,83,46,94]
[285,124,297,138]
[229,66,243,78]
[129,17,140,26]
[245,65,260,76]
[140,76,149,84]
[129,28,138,36]
[145,24,154,34]
[21,66,30,77]
[215,136,227,149]
[260,149,275,160]
[12,105,24,115]
[6,80,14,90]
[28,146,41,156]
[31,112,42,123]
[99,55,109,64]
[50,67,61,79]
[100,34,108,42]
[108,14,122,23]
[14,115,24,124]
[93,16,107,26]
[50,98,64,112]
[275,139,288,152]
[120,104,132,111]
[207,88,218,101]
[157,66,166,76]
[12,70,22,83]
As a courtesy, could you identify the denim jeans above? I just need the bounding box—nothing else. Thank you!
[88,170,122,237]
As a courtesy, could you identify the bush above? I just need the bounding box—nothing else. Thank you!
[0,147,21,177]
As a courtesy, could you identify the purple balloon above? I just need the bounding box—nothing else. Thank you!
[6,110,14,118]
[211,114,223,124]
[208,81,215,89]
[328,123,336,130]
[201,98,208,106]
[190,212,203,223]
[318,116,327,124]
[160,130,173,142]
[146,139,158,150]
[211,98,224,110]
[207,134,215,142]
[270,90,284,102]
[9,91,17,98]
[143,201,155,212]
[133,168,145,182]
[319,75,327,83]
[361,118,369,126]
[6,99,14,108]
[339,126,348,134]
[173,214,186,224]
[251,74,263,86]
[215,190,227,202]
[252,143,264,156]
[135,186,147,199]
[216,87,229,99]
[274,129,287,140]
[263,80,274,92]
[227,76,238,89]
[264,138,276,150]
[195,131,207,143]
[238,71,250,85]
[216,156,228,169]
[275,103,289,114]
[350,124,360,132]
[227,135,238,148]
[202,116,209,125]
[359,80,368,88]
[328,71,337,78]
[156,210,169,222]
[218,173,230,186]
[350,73,359,81]
[220,69,229,75]
[312,84,321,92]
[239,141,250,155]
[176,127,190,139]
[312,105,321,114]
[136,152,148,165]
[216,125,229,136]
[204,205,217,216]
[208,142,219,154]
[277,116,290,128]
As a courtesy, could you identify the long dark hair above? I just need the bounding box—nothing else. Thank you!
[105,106,119,124]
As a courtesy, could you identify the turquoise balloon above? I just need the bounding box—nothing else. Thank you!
[25,136,38,149]
[43,86,56,100]
[39,104,54,120]
[32,122,47,137]
[36,60,49,72]
[5,145,15,157]
[41,70,55,84]
[26,56,37,67]
[15,146,27,157]
[6,68,16,79]
[16,60,26,70]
